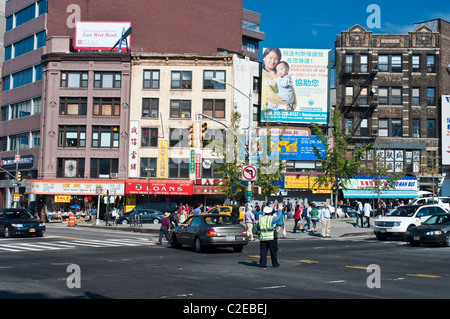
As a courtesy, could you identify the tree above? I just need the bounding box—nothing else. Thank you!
[312,109,371,218]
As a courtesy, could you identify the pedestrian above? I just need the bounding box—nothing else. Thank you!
[320,203,331,238]
[355,200,363,227]
[276,209,286,238]
[363,201,372,228]
[309,203,319,233]
[293,204,301,233]
[257,207,280,268]
[244,207,256,241]
[193,203,203,215]
[302,203,311,232]
[179,205,187,224]
[157,212,171,245]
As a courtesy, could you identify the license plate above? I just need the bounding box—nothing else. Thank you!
[29,228,35,232]
[413,236,420,241]
[226,236,235,241]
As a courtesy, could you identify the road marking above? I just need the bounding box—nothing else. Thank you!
[407,274,440,278]
[345,266,368,270]
[326,280,346,283]
[255,285,286,290]
[298,260,319,264]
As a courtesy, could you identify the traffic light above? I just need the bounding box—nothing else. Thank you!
[188,122,198,147]
[201,122,210,141]
[16,171,21,183]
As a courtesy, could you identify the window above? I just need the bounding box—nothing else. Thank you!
[142,98,159,118]
[360,55,368,73]
[58,126,86,148]
[11,100,32,119]
[14,35,34,58]
[412,55,420,72]
[140,158,157,177]
[94,72,121,88]
[360,87,368,105]
[202,129,225,147]
[427,88,435,105]
[412,88,420,106]
[57,158,85,178]
[412,119,420,138]
[141,128,158,147]
[32,131,40,148]
[378,55,401,72]
[93,98,120,116]
[253,77,260,94]
[360,119,369,137]
[203,99,225,118]
[169,128,189,147]
[378,55,389,72]
[171,71,192,89]
[345,55,354,73]
[345,118,353,135]
[10,133,30,151]
[90,158,118,178]
[12,67,33,88]
[61,71,88,88]
[60,97,87,115]
[204,70,226,89]
[427,119,436,138]
[201,159,223,178]
[391,55,402,72]
[143,70,160,89]
[378,119,402,137]
[378,87,402,105]
[169,158,189,178]
[427,55,435,73]
[170,100,191,118]
[15,4,36,28]
[92,126,120,148]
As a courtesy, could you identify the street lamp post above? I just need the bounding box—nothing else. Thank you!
[211,77,253,203]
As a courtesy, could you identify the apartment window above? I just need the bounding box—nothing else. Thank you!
[57,158,85,178]
[92,126,120,148]
[94,72,121,88]
[378,55,402,72]
[11,100,32,119]
[204,70,226,89]
[58,126,86,148]
[0,137,7,152]
[412,119,420,138]
[253,77,260,94]
[345,118,353,135]
[61,71,88,88]
[360,119,369,137]
[202,129,226,147]
[15,4,36,28]
[360,87,368,105]
[169,158,189,178]
[427,55,435,73]
[12,67,33,88]
[93,98,120,116]
[6,16,13,32]
[142,98,159,118]
[60,97,87,115]
[170,100,191,118]
[427,119,436,138]
[412,55,420,72]
[90,158,118,178]
[14,35,34,57]
[412,88,420,106]
[391,55,402,72]
[143,70,160,89]
[345,55,354,73]
[203,99,225,118]
[171,71,192,89]
[360,55,368,73]
[169,128,189,147]
[378,55,389,72]
[379,119,402,137]
[202,159,223,178]
[10,133,30,151]
[427,88,435,105]
[32,131,40,148]
[378,87,402,105]
[141,128,158,147]
[140,158,157,178]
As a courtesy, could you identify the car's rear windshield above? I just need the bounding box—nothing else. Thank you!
[204,215,239,225]
[386,206,416,217]
[423,214,450,225]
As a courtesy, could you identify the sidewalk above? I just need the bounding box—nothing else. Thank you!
[54,216,374,239]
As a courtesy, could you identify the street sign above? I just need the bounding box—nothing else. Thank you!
[242,165,257,181]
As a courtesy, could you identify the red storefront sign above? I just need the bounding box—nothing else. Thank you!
[126,179,193,195]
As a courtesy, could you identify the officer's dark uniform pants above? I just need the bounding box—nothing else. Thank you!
[259,240,279,268]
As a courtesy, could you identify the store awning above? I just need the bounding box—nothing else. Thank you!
[343,189,418,199]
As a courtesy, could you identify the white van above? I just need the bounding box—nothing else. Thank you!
[408,197,450,210]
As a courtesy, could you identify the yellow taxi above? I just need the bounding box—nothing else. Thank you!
[205,206,245,220]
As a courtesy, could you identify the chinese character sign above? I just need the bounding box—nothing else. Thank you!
[129,121,139,177]
[261,48,331,124]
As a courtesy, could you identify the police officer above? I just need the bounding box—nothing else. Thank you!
[257,207,280,268]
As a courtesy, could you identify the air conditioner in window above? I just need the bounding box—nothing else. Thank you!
[110,173,118,178]
[413,133,419,138]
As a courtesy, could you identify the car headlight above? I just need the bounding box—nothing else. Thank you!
[425,230,442,236]
[393,221,402,227]
[39,223,45,227]
[11,223,24,228]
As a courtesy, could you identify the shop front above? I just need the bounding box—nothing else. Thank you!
[25,179,125,221]
[282,173,332,205]
[125,179,193,211]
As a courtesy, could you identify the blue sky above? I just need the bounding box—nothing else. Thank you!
[243,0,450,53]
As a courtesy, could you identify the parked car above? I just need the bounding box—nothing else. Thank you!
[170,214,249,253]
[116,209,164,224]
[316,205,345,218]
[405,213,450,247]
[408,197,450,210]
[0,208,46,238]
[131,202,178,214]
[338,205,357,217]
[373,205,447,240]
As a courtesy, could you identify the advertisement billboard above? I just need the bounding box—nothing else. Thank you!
[442,96,450,165]
[261,48,331,124]
[74,21,131,50]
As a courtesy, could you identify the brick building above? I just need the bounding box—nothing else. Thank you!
[335,19,450,197]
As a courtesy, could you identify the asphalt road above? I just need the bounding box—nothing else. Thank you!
[0,225,449,305]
